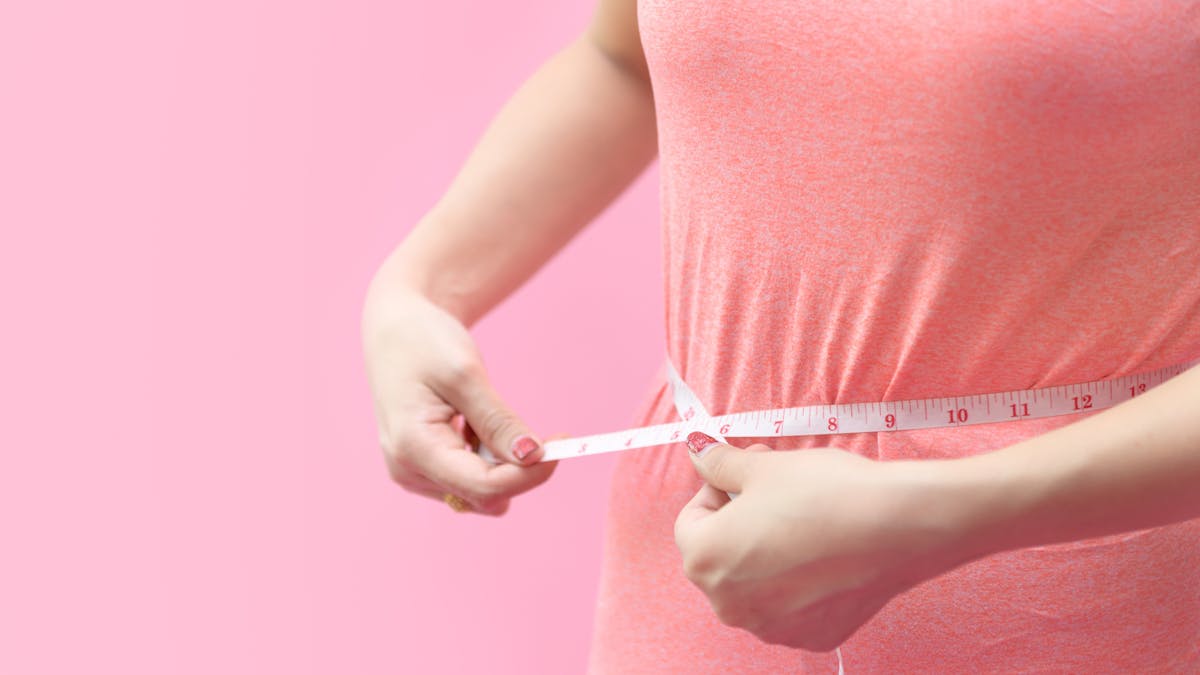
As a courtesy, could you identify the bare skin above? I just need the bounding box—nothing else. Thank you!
[365,0,1200,653]
[675,361,1200,650]
[361,0,653,514]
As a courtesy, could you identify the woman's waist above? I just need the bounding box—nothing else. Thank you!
[636,348,1199,463]
[664,341,1200,422]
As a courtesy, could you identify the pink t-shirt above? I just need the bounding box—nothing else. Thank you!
[588,1,1200,671]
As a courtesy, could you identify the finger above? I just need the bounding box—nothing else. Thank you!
[387,461,489,512]
[477,431,570,465]
[421,479,513,517]
[437,370,545,466]
[386,456,471,505]
[391,468,445,496]
[674,482,734,581]
[449,414,486,454]
[423,487,511,517]
[674,482,731,540]
[413,422,558,510]
[685,431,756,494]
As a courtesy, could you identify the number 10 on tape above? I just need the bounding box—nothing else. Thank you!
[479,358,1199,464]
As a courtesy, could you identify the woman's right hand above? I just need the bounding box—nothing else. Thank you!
[361,279,557,516]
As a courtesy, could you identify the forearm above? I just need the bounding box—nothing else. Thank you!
[372,35,658,328]
[953,361,1200,558]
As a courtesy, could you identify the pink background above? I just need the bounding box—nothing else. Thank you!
[0,1,664,673]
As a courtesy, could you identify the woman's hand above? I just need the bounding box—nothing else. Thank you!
[361,280,557,516]
[674,432,982,651]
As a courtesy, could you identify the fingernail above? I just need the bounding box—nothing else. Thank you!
[686,431,719,457]
[511,435,540,461]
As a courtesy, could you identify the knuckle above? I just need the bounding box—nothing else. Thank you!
[673,525,688,552]
[478,407,520,447]
[443,355,482,389]
[386,464,407,486]
[705,450,731,480]
[386,464,421,491]
[712,598,751,630]
[379,441,433,491]
[382,450,416,477]
[463,481,504,506]
[681,549,720,587]
[379,428,413,460]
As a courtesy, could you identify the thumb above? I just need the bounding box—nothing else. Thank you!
[685,431,754,493]
[441,371,543,466]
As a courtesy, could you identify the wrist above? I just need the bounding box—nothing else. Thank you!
[364,242,472,329]
[929,446,1053,563]
[890,452,1035,581]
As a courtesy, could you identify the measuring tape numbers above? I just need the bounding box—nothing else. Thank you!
[474,354,1197,674]
[480,356,1200,463]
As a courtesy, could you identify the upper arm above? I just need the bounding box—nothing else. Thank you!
[586,0,651,86]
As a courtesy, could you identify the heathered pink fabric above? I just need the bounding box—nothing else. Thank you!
[588,1,1200,672]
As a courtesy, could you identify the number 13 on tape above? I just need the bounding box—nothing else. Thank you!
[478,358,1199,464]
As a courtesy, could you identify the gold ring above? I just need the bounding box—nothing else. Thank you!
[442,493,472,513]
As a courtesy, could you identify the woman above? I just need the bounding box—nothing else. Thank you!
[362,0,1200,671]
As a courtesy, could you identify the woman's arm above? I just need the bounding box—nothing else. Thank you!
[362,0,656,510]
[673,361,1200,649]
[370,0,656,328]
[954,360,1200,557]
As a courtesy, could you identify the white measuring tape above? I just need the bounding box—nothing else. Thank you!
[476,355,1196,672]
[479,356,1200,463]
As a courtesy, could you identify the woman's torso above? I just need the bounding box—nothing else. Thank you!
[590,1,1200,672]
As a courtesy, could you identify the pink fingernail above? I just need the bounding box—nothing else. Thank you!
[686,431,719,457]
[511,435,540,461]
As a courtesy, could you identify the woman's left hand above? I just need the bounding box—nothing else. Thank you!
[674,432,984,651]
